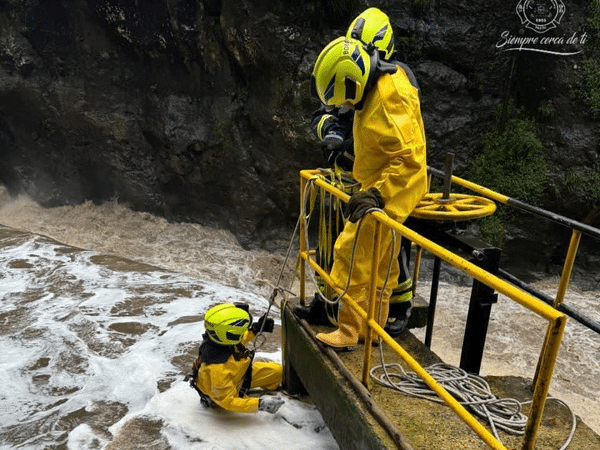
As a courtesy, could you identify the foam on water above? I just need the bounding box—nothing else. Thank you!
[0,230,337,449]
[100,381,334,450]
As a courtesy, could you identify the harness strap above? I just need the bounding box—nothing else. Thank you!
[238,350,255,398]
[184,357,215,408]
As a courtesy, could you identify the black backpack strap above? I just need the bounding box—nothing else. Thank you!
[184,372,214,408]
[184,352,215,408]
[238,349,255,398]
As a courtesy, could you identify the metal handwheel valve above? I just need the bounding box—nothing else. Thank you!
[411,193,496,221]
[411,153,497,221]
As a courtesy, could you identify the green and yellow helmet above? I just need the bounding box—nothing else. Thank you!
[204,303,251,345]
[347,7,394,60]
[311,36,375,108]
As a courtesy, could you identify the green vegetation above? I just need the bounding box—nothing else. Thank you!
[468,102,548,246]
[478,215,506,248]
[580,1,600,118]
[581,60,600,118]
[537,100,557,122]
[470,103,547,204]
[564,161,600,205]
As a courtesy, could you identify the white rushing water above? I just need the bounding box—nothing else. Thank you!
[0,188,337,450]
[0,186,599,449]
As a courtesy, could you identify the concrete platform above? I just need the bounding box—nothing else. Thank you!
[282,299,600,450]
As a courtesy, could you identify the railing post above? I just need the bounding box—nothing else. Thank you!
[523,315,567,450]
[460,245,501,374]
[532,229,581,387]
[554,229,581,308]
[424,255,441,348]
[299,174,307,304]
[362,219,382,387]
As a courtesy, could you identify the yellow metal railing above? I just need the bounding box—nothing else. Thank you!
[299,169,568,450]
[431,169,600,312]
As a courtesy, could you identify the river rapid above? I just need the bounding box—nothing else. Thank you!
[0,187,338,450]
[0,186,599,448]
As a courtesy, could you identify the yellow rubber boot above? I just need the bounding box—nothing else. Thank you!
[316,299,364,349]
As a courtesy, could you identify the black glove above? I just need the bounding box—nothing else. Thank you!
[324,138,354,172]
[251,314,274,334]
[345,187,385,223]
[322,130,344,148]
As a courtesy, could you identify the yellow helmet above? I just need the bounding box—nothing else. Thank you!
[347,7,395,60]
[311,37,375,108]
[204,303,251,345]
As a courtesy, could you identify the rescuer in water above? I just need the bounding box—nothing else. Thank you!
[308,35,428,349]
[185,303,284,413]
[295,7,423,340]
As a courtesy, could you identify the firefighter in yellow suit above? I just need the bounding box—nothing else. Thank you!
[311,36,428,349]
[188,303,284,413]
[296,7,422,337]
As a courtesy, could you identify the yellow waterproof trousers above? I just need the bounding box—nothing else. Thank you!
[317,215,398,347]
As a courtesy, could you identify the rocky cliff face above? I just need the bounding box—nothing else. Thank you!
[0,0,598,280]
[0,0,326,247]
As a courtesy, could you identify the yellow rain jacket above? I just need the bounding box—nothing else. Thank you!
[329,66,428,305]
[195,331,282,413]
